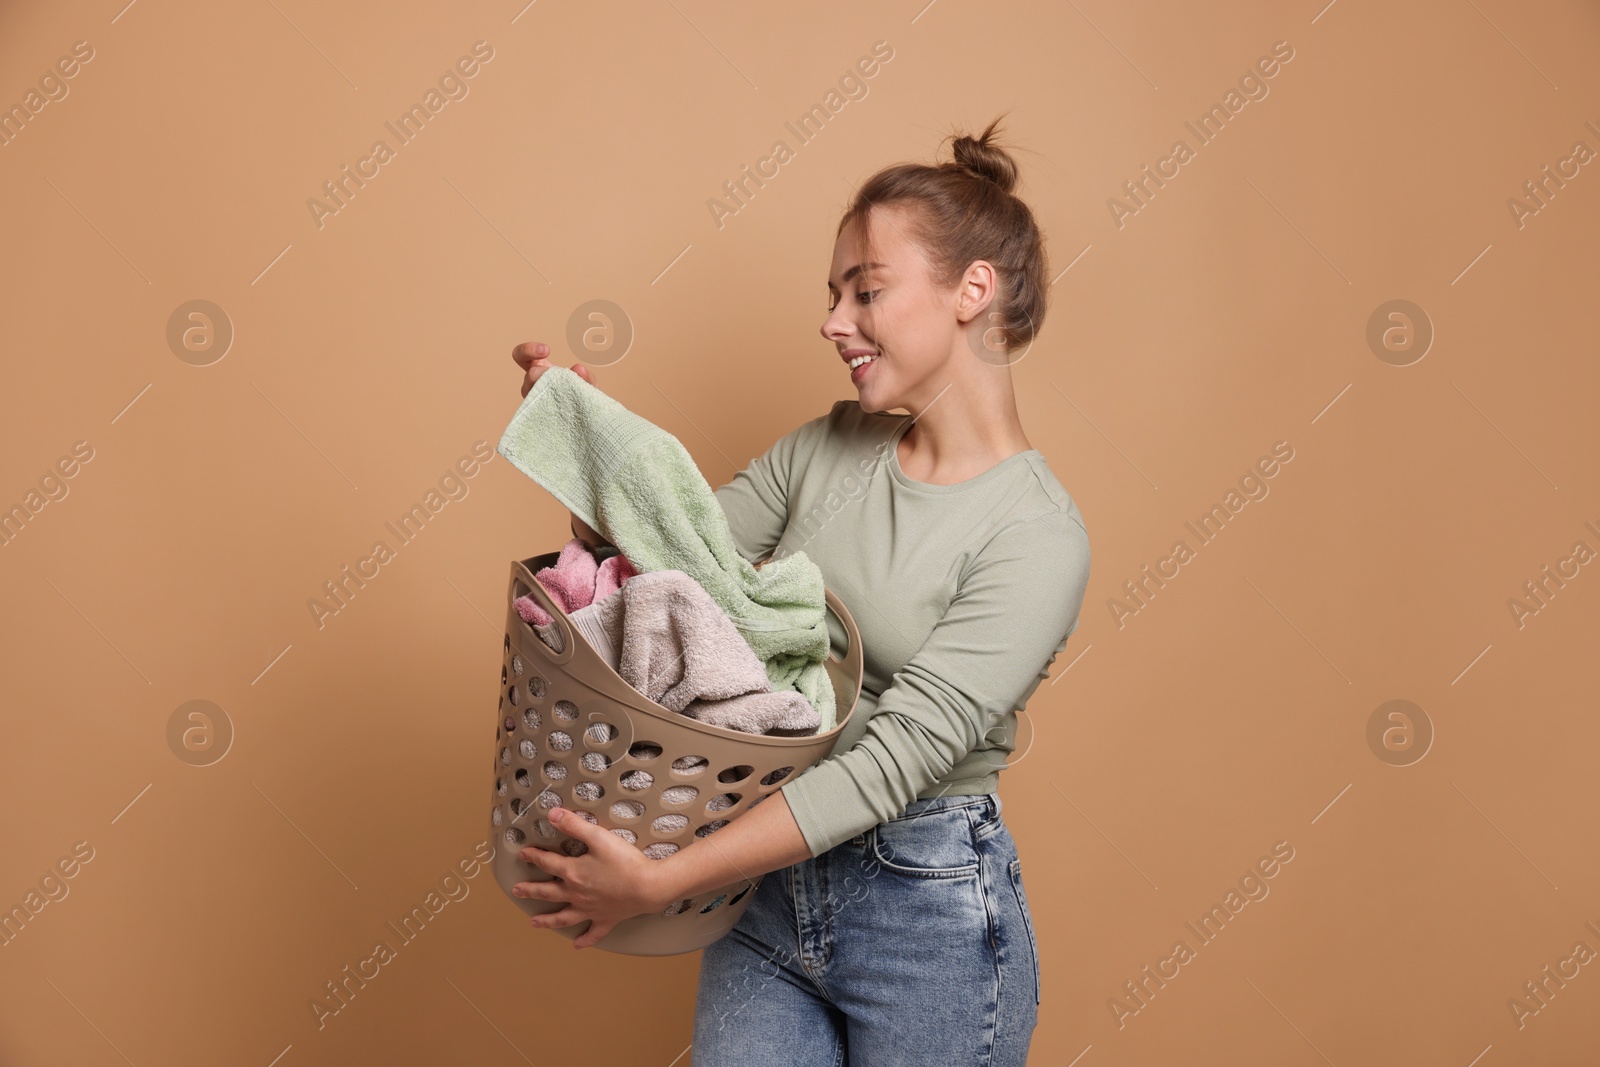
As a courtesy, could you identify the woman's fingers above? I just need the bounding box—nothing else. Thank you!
[532,906,587,930]
[511,341,550,371]
[513,879,563,901]
[519,844,569,878]
[572,917,617,950]
[548,807,616,852]
[511,343,598,398]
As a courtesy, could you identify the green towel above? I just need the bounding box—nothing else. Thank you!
[496,367,836,732]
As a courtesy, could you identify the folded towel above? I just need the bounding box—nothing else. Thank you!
[567,571,819,735]
[497,367,836,731]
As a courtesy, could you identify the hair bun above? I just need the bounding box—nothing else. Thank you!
[950,120,1018,194]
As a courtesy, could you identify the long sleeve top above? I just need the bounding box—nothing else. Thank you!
[712,400,1092,856]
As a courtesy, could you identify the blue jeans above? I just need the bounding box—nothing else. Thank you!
[692,793,1041,1066]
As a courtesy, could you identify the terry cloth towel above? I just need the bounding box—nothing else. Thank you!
[566,570,820,736]
[515,538,638,629]
[497,366,836,732]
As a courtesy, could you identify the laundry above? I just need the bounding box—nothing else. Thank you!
[497,366,836,731]
[513,538,638,646]
[566,570,820,736]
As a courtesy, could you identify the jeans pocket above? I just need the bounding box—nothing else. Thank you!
[1007,857,1041,1005]
[869,806,981,878]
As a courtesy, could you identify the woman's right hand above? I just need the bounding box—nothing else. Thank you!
[512,341,596,398]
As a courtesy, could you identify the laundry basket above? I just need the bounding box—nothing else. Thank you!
[490,551,864,956]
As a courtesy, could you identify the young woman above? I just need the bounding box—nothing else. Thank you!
[510,117,1091,1065]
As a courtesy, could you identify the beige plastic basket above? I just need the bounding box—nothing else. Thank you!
[491,551,864,956]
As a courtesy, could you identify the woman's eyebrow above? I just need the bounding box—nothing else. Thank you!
[828,261,890,288]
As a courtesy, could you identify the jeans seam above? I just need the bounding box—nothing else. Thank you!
[1007,856,1042,1007]
[972,807,1003,1063]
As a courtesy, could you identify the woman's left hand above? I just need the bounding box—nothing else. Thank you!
[513,807,674,949]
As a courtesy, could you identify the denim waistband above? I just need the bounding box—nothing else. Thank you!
[893,791,1000,822]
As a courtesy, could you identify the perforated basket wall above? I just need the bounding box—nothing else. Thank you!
[491,552,864,956]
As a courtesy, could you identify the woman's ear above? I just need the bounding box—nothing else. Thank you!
[955,260,999,325]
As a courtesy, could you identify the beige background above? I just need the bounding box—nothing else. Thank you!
[2,0,1598,1064]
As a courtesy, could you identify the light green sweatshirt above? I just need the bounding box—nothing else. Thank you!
[714,401,1092,857]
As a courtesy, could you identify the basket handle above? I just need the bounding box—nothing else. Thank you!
[823,588,864,697]
[510,557,577,664]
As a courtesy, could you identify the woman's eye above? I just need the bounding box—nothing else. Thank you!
[858,289,882,304]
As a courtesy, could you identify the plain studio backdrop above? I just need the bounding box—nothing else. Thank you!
[1,1,1597,1064]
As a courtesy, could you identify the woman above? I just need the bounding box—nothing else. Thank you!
[509,116,1091,1065]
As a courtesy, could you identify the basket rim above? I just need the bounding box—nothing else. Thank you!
[509,554,863,746]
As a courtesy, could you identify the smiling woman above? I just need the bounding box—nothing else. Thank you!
[501,116,1088,1067]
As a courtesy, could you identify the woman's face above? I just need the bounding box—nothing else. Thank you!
[821,204,960,414]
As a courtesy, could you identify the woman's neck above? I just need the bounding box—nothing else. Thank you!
[895,367,1032,486]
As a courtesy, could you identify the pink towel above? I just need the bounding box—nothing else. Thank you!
[515,539,638,627]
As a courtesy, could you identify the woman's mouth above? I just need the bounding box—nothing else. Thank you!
[848,353,877,383]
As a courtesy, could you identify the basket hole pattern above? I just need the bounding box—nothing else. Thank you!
[495,645,823,903]
[661,785,699,805]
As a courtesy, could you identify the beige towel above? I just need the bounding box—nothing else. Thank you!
[567,570,820,736]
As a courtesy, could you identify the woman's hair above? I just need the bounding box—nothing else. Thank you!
[837,114,1049,358]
